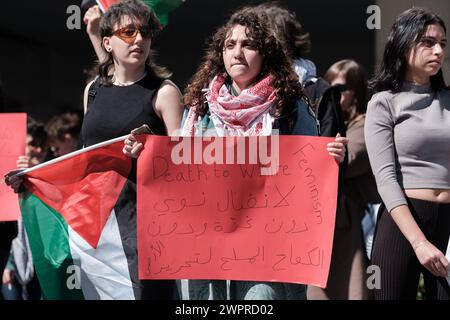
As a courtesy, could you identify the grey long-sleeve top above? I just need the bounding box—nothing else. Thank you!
[365,82,450,212]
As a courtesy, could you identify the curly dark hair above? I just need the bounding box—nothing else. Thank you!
[252,2,311,59]
[184,8,305,117]
[98,0,170,85]
[370,7,447,93]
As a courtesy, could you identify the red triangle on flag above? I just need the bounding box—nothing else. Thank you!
[23,140,131,249]
[96,0,121,12]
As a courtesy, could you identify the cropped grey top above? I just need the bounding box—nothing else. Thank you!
[365,82,450,212]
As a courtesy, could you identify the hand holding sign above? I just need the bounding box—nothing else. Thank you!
[137,135,338,287]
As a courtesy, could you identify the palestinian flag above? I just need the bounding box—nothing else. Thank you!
[90,0,184,25]
[143,0,184,25]
[17,136,139,299]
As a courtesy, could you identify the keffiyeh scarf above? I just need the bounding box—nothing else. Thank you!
[182,74,277,136]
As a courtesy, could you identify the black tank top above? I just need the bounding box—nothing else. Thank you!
[81,74,166,147]
[80,75,178,298]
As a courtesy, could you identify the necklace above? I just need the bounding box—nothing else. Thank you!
[113,71,147,86]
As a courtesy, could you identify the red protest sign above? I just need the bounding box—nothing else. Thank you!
[0,113,27,221]
[137,135,338,288]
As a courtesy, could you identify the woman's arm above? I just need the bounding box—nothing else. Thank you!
[154,80,184,136]
[123,80,184,158]
[391,205,449,277]
[365,94,449,277]
[83,5,107,63]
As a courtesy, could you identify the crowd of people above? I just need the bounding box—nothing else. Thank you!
[1,0,449,300]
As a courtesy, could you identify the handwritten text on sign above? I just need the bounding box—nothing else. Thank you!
[0,113,27,221]
[137,135,338,288]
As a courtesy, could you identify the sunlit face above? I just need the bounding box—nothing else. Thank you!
[223,24,263,91]
[50,135,78,157]
[406,24,447,83]
[331,74,354,112]
[103,16,152,67]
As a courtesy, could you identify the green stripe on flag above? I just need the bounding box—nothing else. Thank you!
[20,192,84,300]
[143,0,183,25]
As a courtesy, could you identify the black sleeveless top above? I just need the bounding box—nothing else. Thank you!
[81,74,167,147]
[80,74,178,299]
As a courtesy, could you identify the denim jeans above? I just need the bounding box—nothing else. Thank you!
[188,280,306,300]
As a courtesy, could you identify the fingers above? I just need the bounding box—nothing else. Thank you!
[435,255,450,277]
[328,153,344,164]
[4,169,22,186]
[4,173,24,193]
[326,146,343,153]
[2,269,14,285]
[131,143,143,156]
[16,156,30,169]
[83,5,101,24]
[84,5,102,35]
[327,139,346,164]
[123,133,144,158]
[426,260,445,277]
[124,134,137,147]
[334,135,349,145]
[122,143,143,158]
[11,178,24,193]
[127,133,137,143]
[415,241,449,278]
[440,255,450,274]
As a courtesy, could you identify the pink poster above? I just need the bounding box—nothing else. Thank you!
[137,135,338,288]
[0,113,27,221]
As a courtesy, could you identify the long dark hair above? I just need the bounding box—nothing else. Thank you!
[184,8,305,117]
[98,0,170,85]
[370,7,447,93]
[324,59,368,123]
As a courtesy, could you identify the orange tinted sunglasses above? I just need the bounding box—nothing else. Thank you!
[112,26,151,44]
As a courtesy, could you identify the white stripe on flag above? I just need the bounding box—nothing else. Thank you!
[68,210,135,300]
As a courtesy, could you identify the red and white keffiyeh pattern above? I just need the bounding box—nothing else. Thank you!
[182,74,276,136]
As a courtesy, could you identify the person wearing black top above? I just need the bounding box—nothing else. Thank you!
[82,0,183,299]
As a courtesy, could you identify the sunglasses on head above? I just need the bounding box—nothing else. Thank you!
[112,25,151,44]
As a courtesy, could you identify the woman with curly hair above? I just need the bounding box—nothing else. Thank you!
[179,7,347,300]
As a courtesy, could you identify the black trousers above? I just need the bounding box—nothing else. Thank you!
[371,198,450,300]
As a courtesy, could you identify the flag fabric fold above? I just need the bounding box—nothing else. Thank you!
[19,137,137,300]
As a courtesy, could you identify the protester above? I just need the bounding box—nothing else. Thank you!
[249,3,350,299]
[81,0,183,299]
[2,117,47,300]
[127,7,346,300]
[366,7,450,299]
[45,111,82,157]
[0,82,17,300]
[83,4,107,63]
[250,3,345,139]
[305,59,378,299]
[249,3,316,86]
